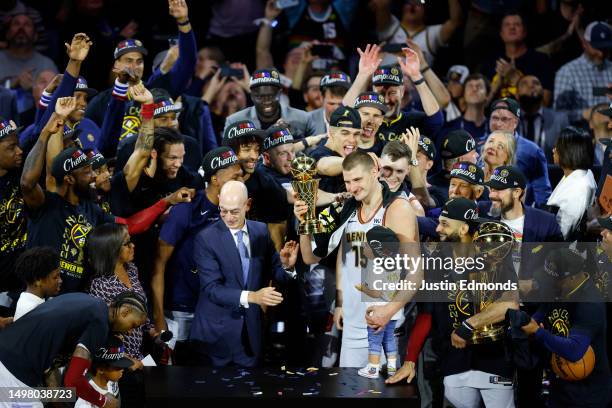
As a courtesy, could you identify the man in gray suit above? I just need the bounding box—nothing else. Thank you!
[517,75,569,161]
[223,67,316,140]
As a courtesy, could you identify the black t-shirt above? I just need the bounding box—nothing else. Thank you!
[85,89,142,143]
[536,283,611,407]
[377,111,427,144]
[484,48,555,91]
[0,169,27,291]
[359,138,384,157]
[309,144,345,193]
[26,192,114,293]
[428,247,517,379]
[428,170,450,204]
[0,293,109,386]
[110,167,202,217]
[244,167,289,223]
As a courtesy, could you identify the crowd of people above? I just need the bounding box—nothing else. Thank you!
[0,0,611,407]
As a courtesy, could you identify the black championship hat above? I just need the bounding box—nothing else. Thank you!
[320,71,351,90]
[94,336,134,369]
[250,68,282,89]
[113,39,148,60]
[485,165,527,190]
[543,248,585,279]
[450,161,484,185]
[366,225,400,258]
[263,126,294,152]
[491,97,521,118]
[418,136,436,161]
[75,76,97,97]
[441,129,476,159]
[372,64,403,86]
[440,197,481,223]
[354,92,388,114]
[222,120,266,145]
[329,106,362,129]
[84,149,107,171]
[0,119,22,140]
[202,147,239,180]
[51,147,94,180]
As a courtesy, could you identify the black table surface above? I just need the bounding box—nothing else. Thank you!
[144,366,418,407]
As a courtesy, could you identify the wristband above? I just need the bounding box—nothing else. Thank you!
[420,66,431,74]
[112,78,128,100]
[412,77,425,86]
[177,19,190,26]
[254,18,278,28]
[455,319,474,341]
[302,139,309,150]
[141,103,155,120]
[39,91,53,107]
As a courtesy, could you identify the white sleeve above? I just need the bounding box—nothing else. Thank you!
[240,290,250,309]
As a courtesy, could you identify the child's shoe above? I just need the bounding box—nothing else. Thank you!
[358,363,379,379]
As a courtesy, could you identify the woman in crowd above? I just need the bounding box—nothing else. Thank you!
[547,126,596,240]
[482,130,516,182]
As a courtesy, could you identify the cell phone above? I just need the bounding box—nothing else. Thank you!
[593,86,612,97]
[311,44,335,59]
[168,37,178,47]
[219,65,244,79]
[382,43,407,54]
[276,0,299,9]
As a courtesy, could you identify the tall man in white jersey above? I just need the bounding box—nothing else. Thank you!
[295,150,420,367]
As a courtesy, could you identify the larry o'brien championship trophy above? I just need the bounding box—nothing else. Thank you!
[469,220,515,344]
[291,156,324,235]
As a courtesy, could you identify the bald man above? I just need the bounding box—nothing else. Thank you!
[189,181,299,367]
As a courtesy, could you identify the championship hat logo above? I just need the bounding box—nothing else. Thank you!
[0,121,17,138]
[500,169,509,178]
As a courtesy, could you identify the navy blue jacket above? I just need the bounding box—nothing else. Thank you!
[514,133,552,206]
[190,219,292,365]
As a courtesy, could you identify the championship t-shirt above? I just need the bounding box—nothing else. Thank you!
[535,283,611,407]
[0,293,109,386]
[429,246,517,379]
[159,191,219,311]
[0,169,27,291]
[26,192,114,293]
[244,167,290,223]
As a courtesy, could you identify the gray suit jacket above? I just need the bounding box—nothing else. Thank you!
[223,104,316,140]
[308,107,327,135]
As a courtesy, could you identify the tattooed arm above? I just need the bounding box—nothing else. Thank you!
[123,84,155,192]
[21,113,66,209]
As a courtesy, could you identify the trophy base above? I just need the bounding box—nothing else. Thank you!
[298,220,325,235]
[469,324,506,344]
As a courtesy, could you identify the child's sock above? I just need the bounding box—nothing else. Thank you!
[387,357,397,370]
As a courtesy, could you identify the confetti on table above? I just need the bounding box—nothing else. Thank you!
[302,392,314,396]
[281,366,286,371]
[277,391,283,396]
[286,371,295,375]
[369,390,382,394]
[253,392,263,396]
[328,373,339,376]
[296,372,305,376]
[306,367,318,372]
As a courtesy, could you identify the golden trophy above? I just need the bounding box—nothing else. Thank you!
[291,156,324,235]
[469,220,515,344]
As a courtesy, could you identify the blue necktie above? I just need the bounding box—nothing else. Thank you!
[236,230,250,286]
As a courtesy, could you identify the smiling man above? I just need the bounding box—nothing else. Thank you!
[310,106,362,193]
[353,92,387,156]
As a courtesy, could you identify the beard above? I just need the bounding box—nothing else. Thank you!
[518,94,543,112]
[442,231,462,242]
[75,182,96,200]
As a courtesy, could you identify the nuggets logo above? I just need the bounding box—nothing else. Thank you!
[121,115,141,140]
[391,68,399,75]
[70,223,92,248]
[4,196,23,224]
[500,169,509,178]
[271,70,279,78]
[469,164,477,173]
[424,138,431,144]
[455,290,471,316]
[548,308,570,337]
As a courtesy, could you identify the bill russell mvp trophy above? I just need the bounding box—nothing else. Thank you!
[469,220,515,344]
[291,156,324,235]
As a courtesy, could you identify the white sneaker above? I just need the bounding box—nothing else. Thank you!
[358,364,379,379]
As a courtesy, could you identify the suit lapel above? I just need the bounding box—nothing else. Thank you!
[218,221,246,288]
[245,221,257,290]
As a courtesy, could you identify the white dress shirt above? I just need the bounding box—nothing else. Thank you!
[13,292,44,321]
[546,169,596,239]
